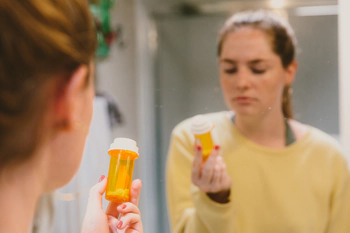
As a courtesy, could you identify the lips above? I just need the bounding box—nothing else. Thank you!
[234,96,256,104]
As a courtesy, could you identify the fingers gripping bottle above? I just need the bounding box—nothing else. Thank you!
[106,138,139,203]
[191,115,214,161]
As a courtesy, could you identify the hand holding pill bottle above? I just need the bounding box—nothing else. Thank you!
[105,138,139,203]
[191,115,214,161]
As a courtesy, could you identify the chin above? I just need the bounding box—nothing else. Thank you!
[231,103,268,116]
[45,174,76,193]
[232,110,266,119]
[45,159,82,192]
[47,133,86,191]
[231,106,253,116]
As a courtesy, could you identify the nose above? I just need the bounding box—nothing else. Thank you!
[235,68,251,91]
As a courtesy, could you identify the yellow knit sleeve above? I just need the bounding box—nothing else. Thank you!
[166,124,235,233]
[325,152,350,233]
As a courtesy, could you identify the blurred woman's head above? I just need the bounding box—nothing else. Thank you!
[217,9,297,119]
[0,0,96,188]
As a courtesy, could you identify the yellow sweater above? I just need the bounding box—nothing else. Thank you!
[166,111,350,233]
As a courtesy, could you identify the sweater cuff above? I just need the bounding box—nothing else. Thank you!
[191,185,234,229]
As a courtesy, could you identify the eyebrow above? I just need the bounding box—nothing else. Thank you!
[248,59,267,65]
[220,59,236,64]
[220,58,269,65]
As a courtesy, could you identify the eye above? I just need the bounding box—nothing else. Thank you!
[251,68,266,74]
[224,68,237,74]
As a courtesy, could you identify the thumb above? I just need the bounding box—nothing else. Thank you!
[129,179,142,206]
[86,175,107,212]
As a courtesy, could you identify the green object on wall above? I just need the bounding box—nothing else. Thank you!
[89,0,116,58]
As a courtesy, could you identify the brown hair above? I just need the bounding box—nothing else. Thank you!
[0,0,96,169]
[218,9,296,118]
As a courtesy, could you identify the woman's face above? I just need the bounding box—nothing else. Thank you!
[219,27,295,118]
[47,62,95,191]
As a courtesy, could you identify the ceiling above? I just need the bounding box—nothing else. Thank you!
[144,0,338,16]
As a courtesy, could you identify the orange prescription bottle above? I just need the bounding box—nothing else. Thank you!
[191,115,214,160]
[106,138,139,203]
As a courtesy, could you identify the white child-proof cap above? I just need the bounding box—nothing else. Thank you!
[108,137,139,154]
[191,115,213,135]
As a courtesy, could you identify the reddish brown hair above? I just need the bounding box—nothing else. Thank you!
[0,0,96,169]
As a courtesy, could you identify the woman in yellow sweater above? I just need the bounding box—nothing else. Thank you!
[166,9,350,233]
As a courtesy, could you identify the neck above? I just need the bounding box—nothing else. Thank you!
[0,155,45,233]
[234,110,286,148]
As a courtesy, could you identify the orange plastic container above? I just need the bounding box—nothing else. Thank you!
[191,115,214,160]
[105,138,139,203]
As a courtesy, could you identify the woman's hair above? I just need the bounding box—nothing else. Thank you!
[0,0,96,170]
[217,9,297,119]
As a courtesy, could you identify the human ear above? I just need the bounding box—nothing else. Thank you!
[53,65,89,131]
[285,60,298,86]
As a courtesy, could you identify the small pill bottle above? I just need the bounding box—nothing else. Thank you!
[106,138,139,203]
[191,115,214,160]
